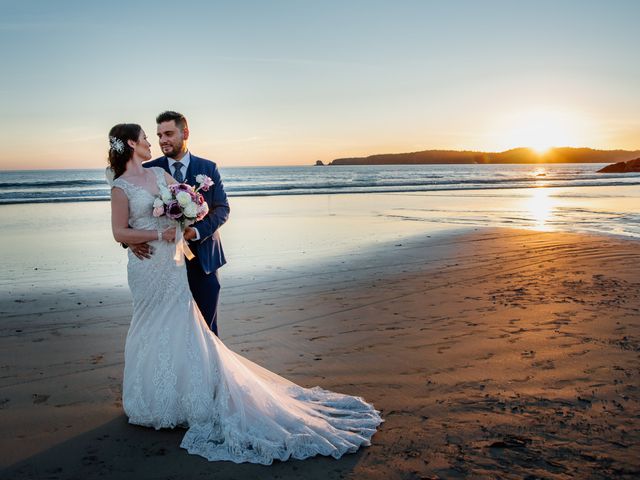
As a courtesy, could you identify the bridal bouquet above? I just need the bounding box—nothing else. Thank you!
[152,174,213,264]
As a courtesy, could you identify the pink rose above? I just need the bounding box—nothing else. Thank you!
[152,206,165,217]
[196,202,209,221]
[169,182,193,195]
[202,180,214,191]
[196,174,214,192]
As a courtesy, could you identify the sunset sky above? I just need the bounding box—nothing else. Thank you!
[1,0,638,169]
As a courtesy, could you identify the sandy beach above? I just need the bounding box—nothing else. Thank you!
[3,0,640,476]
[1,224,639,479]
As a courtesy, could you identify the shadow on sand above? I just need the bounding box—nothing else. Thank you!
[1,415,364,480]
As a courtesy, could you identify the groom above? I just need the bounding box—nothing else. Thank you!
[129,111,230,336]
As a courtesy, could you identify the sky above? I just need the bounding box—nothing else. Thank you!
[1,0,639,169]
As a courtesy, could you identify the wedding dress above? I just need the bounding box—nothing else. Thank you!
[112,167,382,464]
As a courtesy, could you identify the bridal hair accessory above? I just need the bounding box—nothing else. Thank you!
[109,136,125,154]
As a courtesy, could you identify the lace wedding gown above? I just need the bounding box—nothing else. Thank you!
[112,167,382,464]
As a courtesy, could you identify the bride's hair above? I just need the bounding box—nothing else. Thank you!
[107,123,142,179]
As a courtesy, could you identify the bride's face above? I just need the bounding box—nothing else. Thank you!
[132,130,152,161]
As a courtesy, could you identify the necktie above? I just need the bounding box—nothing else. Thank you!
[173,162,184,183]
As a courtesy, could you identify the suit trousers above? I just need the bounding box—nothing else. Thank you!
[186,259,221,336]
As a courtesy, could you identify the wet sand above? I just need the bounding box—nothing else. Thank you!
[1,228,639,479]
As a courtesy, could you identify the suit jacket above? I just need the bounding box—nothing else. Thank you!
[144,154,230,274]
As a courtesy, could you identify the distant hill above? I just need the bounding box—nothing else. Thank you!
[328,147,640,166]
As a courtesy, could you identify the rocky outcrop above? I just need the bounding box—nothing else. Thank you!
[597,158,640,173]
[314,160,325,166]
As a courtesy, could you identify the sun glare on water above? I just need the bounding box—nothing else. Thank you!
[526,187,556,230]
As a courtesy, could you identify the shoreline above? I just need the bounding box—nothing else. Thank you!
[1,227,639,479]
[2,184,639,248]
[2,177,640,206]
[2,164,640,209]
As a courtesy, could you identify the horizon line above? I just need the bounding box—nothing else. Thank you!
[2,146,639,172]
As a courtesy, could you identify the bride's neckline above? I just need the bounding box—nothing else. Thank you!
[117,169,161,197]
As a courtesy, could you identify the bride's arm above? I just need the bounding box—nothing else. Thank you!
[111,187,174,243]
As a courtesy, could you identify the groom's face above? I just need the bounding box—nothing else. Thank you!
[157,120,188,158]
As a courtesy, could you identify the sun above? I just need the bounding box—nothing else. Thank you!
[499,109,583,154]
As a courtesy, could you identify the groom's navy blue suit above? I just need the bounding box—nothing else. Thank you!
[144,154,230,335]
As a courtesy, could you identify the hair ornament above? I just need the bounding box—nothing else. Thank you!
[109,136,125,154]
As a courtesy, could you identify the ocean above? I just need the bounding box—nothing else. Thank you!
[0,164,639,307]
[1,164,639,240]
[1,163,639,205]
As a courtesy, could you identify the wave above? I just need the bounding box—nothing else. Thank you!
[230,180,640,195]
[0,179,107,189]
[1,165,638,205]
[2,180,640,205]
[225,175,639,193]
[0,196,111,204]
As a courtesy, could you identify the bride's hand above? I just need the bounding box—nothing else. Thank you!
[162,226,176,242]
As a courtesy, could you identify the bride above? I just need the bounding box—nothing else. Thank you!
[107,123,382,464]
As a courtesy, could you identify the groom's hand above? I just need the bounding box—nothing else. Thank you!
[129,242,153,260]
[183,227,197,241]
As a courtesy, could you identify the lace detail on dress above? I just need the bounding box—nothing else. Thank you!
[112,167,170,232]
[120,165,382,463]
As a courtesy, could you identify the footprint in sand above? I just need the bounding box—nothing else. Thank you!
[532,359,555,370]
[32,393,50,404]
[510,375,534,383]
[477,352,494,360]
[568,349,590,357]
[308,336,329,341]
[90,354,104,365]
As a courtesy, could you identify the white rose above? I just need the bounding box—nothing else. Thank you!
[184,203,198,218]
[159,185,172,203]
[153,198,164,208]
[176,191,192,206]
[196,174,205,183]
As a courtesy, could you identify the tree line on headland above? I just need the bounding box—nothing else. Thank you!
[322,147,640,166]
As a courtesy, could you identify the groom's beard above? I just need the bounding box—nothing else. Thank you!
[162,144,185,159]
